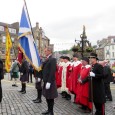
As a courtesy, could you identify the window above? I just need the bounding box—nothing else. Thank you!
[10,48,14,55]
[11,37,14,42]
[112,52,114,57]
[112,45,114,50]
[2,36,6,43]
[1,48,5,54]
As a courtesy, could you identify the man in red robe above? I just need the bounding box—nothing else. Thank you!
[56,56,65,88]
[76,57,92,113]
[69,54,82,97]
[61,56,71,100]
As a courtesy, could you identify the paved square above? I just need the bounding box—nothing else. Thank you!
[0,79,115,115]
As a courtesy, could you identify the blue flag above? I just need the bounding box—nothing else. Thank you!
[18,4,41,71]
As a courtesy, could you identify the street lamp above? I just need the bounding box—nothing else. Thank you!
[72,25,93,57]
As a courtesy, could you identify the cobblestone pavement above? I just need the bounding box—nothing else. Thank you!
[0,78,115,115]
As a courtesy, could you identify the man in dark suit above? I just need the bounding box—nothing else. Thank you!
[18,57,29,94]
[41,46,58,115]
[0,58,4,102]
[103,60,113,101]
[89,53,105,115]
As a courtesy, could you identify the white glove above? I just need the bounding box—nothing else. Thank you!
[90,72,95,77]
[38,78,41,82]
[46,82,51,89]
[78,78,82,83]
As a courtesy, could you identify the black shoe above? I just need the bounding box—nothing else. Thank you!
[13,84,18,87]
[33,99,42,103]
[15,85,18,87]
[66,94,71,100]
[32,98,38,101]
[21,91,26,94]
[12,84,15,86]
[106,98,112,101]
[66,97,71,100]
[18,90,23,92]
[48,112,54,115]
[41,110,49,115]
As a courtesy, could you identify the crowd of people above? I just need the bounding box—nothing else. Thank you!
[0,48,114,115]
[55,53,113,115]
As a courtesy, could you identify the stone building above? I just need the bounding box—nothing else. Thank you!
[96,36,115,61]
[0,21,53,62]
[0,22,19,62]
[32,22,54,57]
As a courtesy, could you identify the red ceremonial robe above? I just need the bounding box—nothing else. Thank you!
[56,62,64,88]
[61,62,71,92]
[76,65,92,110]
[69,61,82,94]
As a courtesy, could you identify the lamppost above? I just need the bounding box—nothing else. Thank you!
[72,25,93,57]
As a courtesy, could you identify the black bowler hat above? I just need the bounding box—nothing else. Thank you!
[82,57,89,64]
[63,56,70,61]
[73,53,79,58]
[60,56,65,59]
[88,53,98,60]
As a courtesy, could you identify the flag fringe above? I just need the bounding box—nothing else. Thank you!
[18,44,42,72]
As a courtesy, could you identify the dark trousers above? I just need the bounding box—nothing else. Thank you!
[46,99,54,114]
[37,89,42,100]
[94,102,105,115]
[0,80,2,102]
[21,83,26,91]
[104,83,112,100]
[28,72,33,83]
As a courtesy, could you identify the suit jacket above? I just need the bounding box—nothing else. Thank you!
[89,63,105,103]
[42,55,58,99]
[19,60,29,74]
[103,65,113,83]
[42,55,56,83]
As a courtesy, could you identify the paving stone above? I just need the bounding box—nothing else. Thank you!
[1,77,115,115]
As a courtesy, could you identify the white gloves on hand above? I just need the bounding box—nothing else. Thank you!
[78,78,82,83]
[90,72,95,77]
[38,78,41,82]
[46,82,51,89]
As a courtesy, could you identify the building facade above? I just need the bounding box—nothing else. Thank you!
[0,22,53,62]
[0,22,19,62]
[96,36,115,64]
[32,22,54,57]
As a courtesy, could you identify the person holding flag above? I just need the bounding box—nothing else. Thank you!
[18,56,29,94]
[17,0,41,93]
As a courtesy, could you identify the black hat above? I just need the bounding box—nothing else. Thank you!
[82,57,89,64]
[73,53,79,58]
[60,56,65,59]
[63,56,70,61]
[88,53,98,60]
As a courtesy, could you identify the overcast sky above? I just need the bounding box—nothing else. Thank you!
[0,0,115,51]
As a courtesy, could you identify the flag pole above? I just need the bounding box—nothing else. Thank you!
[23,0,35,41]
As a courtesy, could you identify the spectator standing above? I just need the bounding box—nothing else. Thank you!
[0,58,4,103]
[11,60,19,87]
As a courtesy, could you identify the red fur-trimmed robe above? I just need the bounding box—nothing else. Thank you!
[68,61,82,94]
[76,65,92,110]
[56,62,64,88]
[61,61,71,92]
